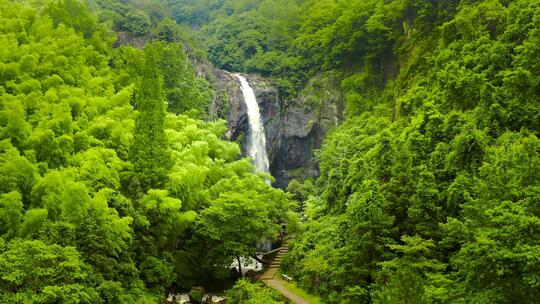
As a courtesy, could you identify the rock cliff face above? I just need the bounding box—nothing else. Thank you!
[209,70,247,140]
[210,70,342,189]
[113,32,151,49]
[112,33,331,188]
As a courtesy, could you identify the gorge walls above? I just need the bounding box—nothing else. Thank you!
[210,70,342,189]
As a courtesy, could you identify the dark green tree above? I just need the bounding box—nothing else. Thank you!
[129,44,172,193]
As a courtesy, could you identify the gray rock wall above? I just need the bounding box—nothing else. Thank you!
[114,32,151,49]
[210,70,342,189]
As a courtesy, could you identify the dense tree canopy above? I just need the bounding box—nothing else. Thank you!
[1,0,539,303]
[0,0,289,302]
[274,0,540,303]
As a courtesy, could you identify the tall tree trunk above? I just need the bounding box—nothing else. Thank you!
[236,255,242,277]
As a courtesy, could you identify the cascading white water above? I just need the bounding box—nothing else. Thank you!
[235,74,270,173]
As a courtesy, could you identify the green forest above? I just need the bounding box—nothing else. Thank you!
[0,0,539,303]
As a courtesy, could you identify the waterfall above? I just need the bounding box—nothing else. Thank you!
[235,74,270,173]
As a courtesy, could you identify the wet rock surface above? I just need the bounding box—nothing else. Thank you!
[210,70,341,189]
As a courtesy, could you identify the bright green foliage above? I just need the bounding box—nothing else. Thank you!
[168,0,307,91]
[137,189,195,251]
[439,133,540,303]
[0,239,100,304]
[225,279,285,304]
[45,0,99,38]
[92,0,157,37]
[371,236,445,304]
[154,42,213,115]
[0,0,290,302]
[0,192,23,238]
[18,209,49,239]
[195,176,288,274]
[3,0,538,302]
[129,44,171,192]
[0,140,37,203]
[167,0,218,26]
[111,42,213,117]
[154,18,181,42]
[123,11,151,36]
[277,0,540,303]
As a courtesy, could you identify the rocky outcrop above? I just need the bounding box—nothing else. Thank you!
[209,70,248,140]
[261,74,341,189]
[113,32,151,49]
[210,70,342,189]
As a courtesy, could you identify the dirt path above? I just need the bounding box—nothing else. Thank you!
[259,246,311,304]
[262,278,310,304]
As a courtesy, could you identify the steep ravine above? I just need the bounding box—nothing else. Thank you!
[210,70,342,188]
[111,34,334,188]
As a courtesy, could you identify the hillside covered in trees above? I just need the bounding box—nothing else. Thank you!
[1,0,539,304]
[0,0,291,302]
[171,0,540,303]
